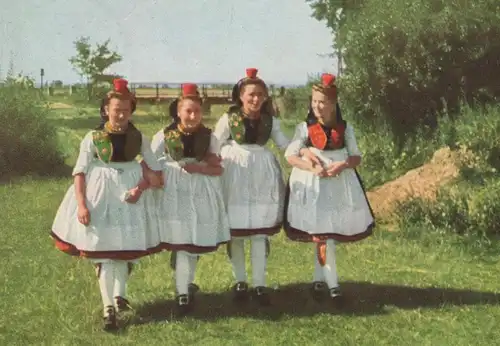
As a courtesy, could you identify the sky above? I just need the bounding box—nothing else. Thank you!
[0,0,337,86]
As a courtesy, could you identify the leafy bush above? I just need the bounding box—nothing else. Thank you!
[395,105,500,237]
[281,87,310,116]
[0,86,66,178]
[332,0,500,146]
[396,178,500,238]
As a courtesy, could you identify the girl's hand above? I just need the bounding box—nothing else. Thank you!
[182,163,201,174]
[124,187,143,204]
[204,153,222,166]
[310,164,327,177]
[77,205,91,226]
[199,165,223,176]
[300,148,322,167]
[326,161,347,177]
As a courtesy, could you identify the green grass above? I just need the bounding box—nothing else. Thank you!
[2,100,500,345]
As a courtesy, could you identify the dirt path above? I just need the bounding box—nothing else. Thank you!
[48,102,73,109]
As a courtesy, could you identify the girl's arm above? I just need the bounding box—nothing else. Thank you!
[72,132,95,205]
[212,113,231,144]
[75,173,91,225]
[199,163,223,176]
[142,133,165,187]
[284,123,326,175]
[124,134,164,204]
[139,160,162,188]
[272,117,320,164]
[286,155,316,171]
[184,134,223,176]
[73,132,95,223]
[203,152,222,167]
[344,124,362,168]
[74,173,87,208]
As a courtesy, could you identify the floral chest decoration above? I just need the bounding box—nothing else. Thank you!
[228,112,245,144]
[163,125,212,162]
[164,128,184,161]
[92,130,113,163]
[307,121,346,150]
[228,112,273,145]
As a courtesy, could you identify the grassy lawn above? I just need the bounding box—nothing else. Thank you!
[1,102,500,345]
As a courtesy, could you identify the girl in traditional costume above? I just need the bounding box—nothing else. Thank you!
[283,73,375,304]
[213,68,318,305]
[51,79,163,331]
[150,83,231,313]
[95,87,159,204]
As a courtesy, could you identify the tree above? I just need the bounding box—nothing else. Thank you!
[5,73,35,89]
[305,1,366,75]
[7,51,15,79]
[69,37,122,99]
[306,0,500,147]
[306,0,365,47]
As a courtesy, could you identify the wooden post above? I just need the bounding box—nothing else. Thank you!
[40,68,44,90]
[156,83,159,99]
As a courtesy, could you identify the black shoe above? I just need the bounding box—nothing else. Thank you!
[103,306,118,332]
[254,286,271,306]
[188,283,200,302]
[329,287,344,308]
[176,294,192,314]
[311,281,327,302]
[115,296,132,313]
[232,282,249,303]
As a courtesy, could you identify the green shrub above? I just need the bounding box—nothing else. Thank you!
[396,178,500,238]
[0,86,66,178]
[281,87,310,116]
[333,0,500,146]
[394,105,500,238]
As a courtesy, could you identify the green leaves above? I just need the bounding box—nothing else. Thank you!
[68,36,122,85]
[307,0,500,146]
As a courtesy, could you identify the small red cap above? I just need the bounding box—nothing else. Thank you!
[246,68,258,79]
[113,78,129,93]
[321,73,336,87]
[182,83,198,97]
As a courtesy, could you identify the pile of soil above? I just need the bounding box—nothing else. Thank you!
[365,147,473,221]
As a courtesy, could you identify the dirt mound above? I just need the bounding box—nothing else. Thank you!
[366,147,473,220]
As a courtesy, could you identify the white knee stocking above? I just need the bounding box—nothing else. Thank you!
[322,239,339,289]
[97,262,115,314]
[229,238,247,282]
[251,236,267,287]
[175,251,196,295]
[188,256,197,284]
[113,260,129,298]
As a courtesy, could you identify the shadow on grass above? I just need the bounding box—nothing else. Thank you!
[126,281,500,326]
